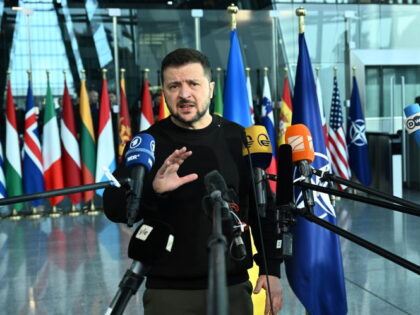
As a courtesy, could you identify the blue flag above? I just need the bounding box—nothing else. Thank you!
[347,76,372,186]
[23,81,45,207]
[0,139,6,198]
[285,33,348,315]
[223,29,252,127]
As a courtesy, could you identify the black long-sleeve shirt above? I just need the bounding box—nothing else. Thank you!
[104,115,281,289]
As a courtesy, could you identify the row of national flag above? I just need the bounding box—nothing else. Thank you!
[218,11,372,315]
[0,67,174,211]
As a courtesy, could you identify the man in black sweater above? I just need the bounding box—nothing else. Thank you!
[105,48,283,314]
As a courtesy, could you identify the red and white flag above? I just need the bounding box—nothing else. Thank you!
[327,76,351,190]
[60,79,82,205]
[139,77,154,131]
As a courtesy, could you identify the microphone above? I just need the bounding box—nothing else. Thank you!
[242,125,272,217]
[127,218,174,264]
[285,124,315,208]
[275,144,294,258]
[106,219,174,315]
[204,170,246,260]
[404,103,420,146]
[124,133,156,227]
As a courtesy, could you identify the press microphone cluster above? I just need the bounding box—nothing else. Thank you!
[204,170,247,260]
[270,123,420,275]
[124,133,156,227]
[285,124,315,209]
[106,219,174,315]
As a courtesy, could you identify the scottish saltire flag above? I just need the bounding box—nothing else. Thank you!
[347,76,372,186]
[0,139,6,199]
[285,33,347,315]
[278,76,292,146]
[260,71,277,192]
[61,79,82,205]
[327,76,351,190]
[246,68,255,123]
[95,74,116,196]
[223,29,252,127]
[5,79,23,211]
[43,76,64,206]
[118,72,132,163]
[213,68,224,116]
[23,80,45,207]
[139,78,154,132]
[79,77,96,203]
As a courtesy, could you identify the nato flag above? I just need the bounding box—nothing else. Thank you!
[285,33,348,315]
[347,76,372,186]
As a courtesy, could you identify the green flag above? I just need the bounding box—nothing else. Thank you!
[213,68,224,116]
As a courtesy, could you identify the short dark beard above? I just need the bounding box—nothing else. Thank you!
[168,98,211,128]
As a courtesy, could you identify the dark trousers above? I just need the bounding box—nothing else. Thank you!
[143,281,253,315]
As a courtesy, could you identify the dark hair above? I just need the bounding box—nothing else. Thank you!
[415,96,420,105]
[161,48,212,83]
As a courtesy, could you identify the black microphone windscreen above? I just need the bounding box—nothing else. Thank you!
[204,170,228,194]
[276,144,294,206]
[128,219,174,265]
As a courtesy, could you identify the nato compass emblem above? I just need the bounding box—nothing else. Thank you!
[295,151,337,220]
[348,119,368,147]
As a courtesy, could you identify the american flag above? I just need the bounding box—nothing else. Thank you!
[327,76,351,190]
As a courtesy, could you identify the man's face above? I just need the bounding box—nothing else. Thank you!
[163,62,214,129]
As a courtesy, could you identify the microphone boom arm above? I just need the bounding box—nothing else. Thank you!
[311,168,420,211]
[295,181,420,217]
[295,207,420,275]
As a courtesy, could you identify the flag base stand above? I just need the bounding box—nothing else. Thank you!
[28,207,42,219]
[68,205,81,216]
[87,203,101,216]
[50,206,61,218]
[9,209,22,220]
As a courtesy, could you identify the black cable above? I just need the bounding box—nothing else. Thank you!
[244,146,275,315]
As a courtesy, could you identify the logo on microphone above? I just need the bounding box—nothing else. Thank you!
[244,135,253,148]
[136,224,154,241]
[405,113,420,134]
[348,119,368,146]
[150,140,155,152]
[129,135,142,149]
[257,133,270,147]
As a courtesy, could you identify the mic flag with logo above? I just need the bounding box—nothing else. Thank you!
[286,32,348,315]
[347,75,372,186]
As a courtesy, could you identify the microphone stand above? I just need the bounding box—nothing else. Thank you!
[0,181,119,206]
[290,176,420,275]
[311,168,420,211]
[206,190,229,315]
[295,182,420,217]
[105,260,149,315]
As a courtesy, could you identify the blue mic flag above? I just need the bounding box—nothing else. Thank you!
[223,29,253,128]
[286,33,348,315]
[347,76,372,186]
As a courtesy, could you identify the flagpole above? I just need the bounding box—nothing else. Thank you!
[296,9,312,315]
[227,4,238,31]
[6,70,22,221]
